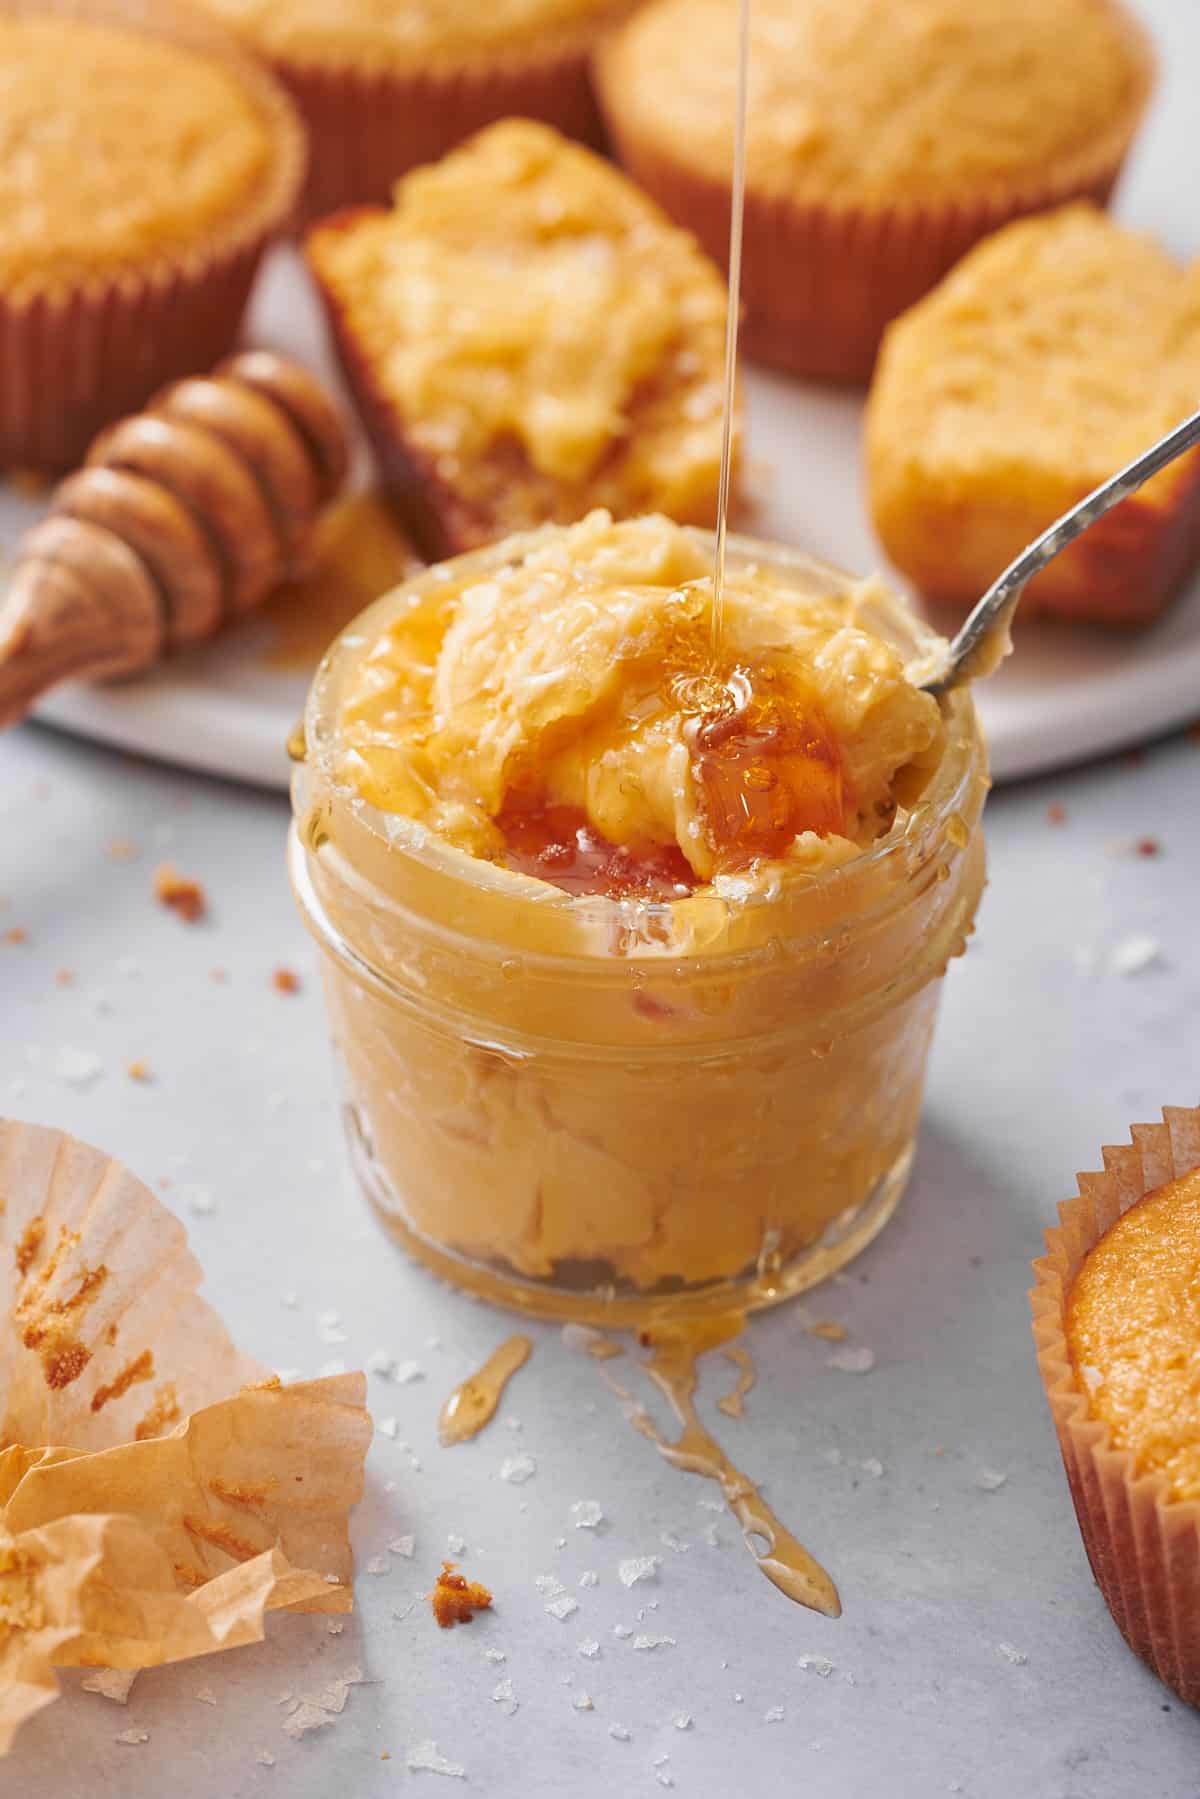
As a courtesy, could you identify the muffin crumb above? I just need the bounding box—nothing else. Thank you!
[430,1561,493,1629]
[154,865,207,923]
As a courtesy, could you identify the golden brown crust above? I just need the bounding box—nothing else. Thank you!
[0,0,304,470]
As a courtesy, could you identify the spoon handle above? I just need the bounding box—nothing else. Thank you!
[922,405,1200,696]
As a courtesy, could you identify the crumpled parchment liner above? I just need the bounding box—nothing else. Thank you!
[0,1122,372,1751]
[1031,1104,1200,1706]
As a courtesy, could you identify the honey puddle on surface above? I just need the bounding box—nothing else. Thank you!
[438,1333,533,1446]
[600,1314,842,1619]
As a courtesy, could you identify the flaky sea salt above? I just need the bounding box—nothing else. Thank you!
[56,1047,104,1088]
[407,1740,466,1779]
[194,1687,217,1706]
[535,1574,565,1596]
[366,1349,395,1376]
[545,1595,579,1621]
[389,1535,415,1558]
[499,1452,537,1484]
[378,1416,399,1439]
[798,1654,835,1678]
[579,1570,599,1588]
[256,1751,276,1767]
[825,1346,875,1375]
[81,1670,138,1704]
[484,1648,507,1664]
[114,1729,149,1746]
[394,1360,424,1384]
[673,1713,692,1731]
[492,1678,518,1716]
[861,1457,885,1479]
[608,1724,632,1742]
[618,1555,660,1588]
[1111,933,1162,976]
[997,1643,1028,1666]
[975,1468,1008,1492]
[571,1500,604,1529]
[181,1184,217,1217]
[632,1635,676,1651]
[366,1555,390,1575]
[447,1533,466,1555]
[577,1639,601,1659]
[573,1693,594,1712]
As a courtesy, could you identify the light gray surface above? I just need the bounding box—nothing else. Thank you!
[2,713,1199,1799]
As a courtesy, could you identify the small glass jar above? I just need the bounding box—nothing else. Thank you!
[289,531,988,1326]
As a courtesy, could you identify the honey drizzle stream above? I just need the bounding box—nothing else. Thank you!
[716,1345,755,1419]
[710,0,751,657]
[438,1334,532,1446]
[602,1318,841,1618]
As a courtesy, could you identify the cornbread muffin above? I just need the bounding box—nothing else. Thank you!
[192,0,633,222]
[1032,1107,1200,1708]
[307,123,735,557]
[595,0,1154,380]
[867,207,1200,626]
[1067,1168,1200,1503]
[0,0,303,471]
[294,513,985,1310]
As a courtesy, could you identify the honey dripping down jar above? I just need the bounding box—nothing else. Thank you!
[288,522,988,1326]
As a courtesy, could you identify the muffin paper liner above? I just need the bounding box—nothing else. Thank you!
[267,31,614,226]
[0,1119,372,1753]
[598,54,1152,383]
[0,0,305,472]
[1030,1104,1200,1706]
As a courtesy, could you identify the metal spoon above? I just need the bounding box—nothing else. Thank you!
[920,405,1200,696]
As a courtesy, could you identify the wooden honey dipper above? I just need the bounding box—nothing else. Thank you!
[0,351,350,729]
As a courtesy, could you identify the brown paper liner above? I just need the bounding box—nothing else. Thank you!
[596,52,1152,383]
[0,0,305,472]
[260,23,626,226]
[1031,1104,1200,1706]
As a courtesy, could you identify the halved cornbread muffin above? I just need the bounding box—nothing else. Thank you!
[865,206,1200,626]
[305,121,736,558]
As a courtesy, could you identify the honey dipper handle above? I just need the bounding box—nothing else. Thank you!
[0,518,162,728]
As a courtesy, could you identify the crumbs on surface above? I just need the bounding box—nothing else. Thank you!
[272,967,302,994]
[126,1059,152,1082]
[154,864,207,922]
[429,1561,493,1629]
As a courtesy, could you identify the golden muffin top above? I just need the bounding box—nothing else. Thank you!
[1067,1166,1200,1504]
[598,0,1152,205]
[307,121,729,493]
[867,206,1200,512]
[0,15,291,297]
[193,0,626,67]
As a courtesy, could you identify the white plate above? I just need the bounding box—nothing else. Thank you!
[9,50,1200,791]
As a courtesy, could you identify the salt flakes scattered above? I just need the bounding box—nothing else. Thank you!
[825,1345,875,1375]
[535,1574,565,1596]
[860,1457,885,1479]
[554,1535,567,1549]
[56,1047,104,1088]
[492,1678,518,1716]
[608,1724,632,1742]
[378,1416,399,1439]
[764,1706,785,1723]
[618,1555,660,1588]
[577,1639,601,1659]
[327,1621,345,1636]
[997,1643,1029,1666]
[394,1360,424,1384]
[975,1468,1008,1492]
[573,1693,594,1712]
[366,1555,390,1576]
[499,1452,537,1484]
[389,1535,416,1559]
[697,1498,724,1512]
[447,1533,466,1555]
[632,1635,676,1651]
[114,1728,149,1746]
[504,1415,523,1431]
[656,1770,675,1788]
[484,1648,507,1664]
[281,1292,300,1310]
[81,1669,138,1704]
[406,1740,466,1779]
[822,1447,844,1466]
[194,1686,218,1706]
[672,1713,692,1731]
[256,1751,276,1767]
[545,1595,579,1621]
[798,1654,836,1678]
[660,1531,689,1554]
[613,1625,634,1640]
[571,1500,604,1530]
[366,1349,395,1376]
[1111,933,1162,976]
[578,1570,599,1588]
[702,1522,722,1548]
